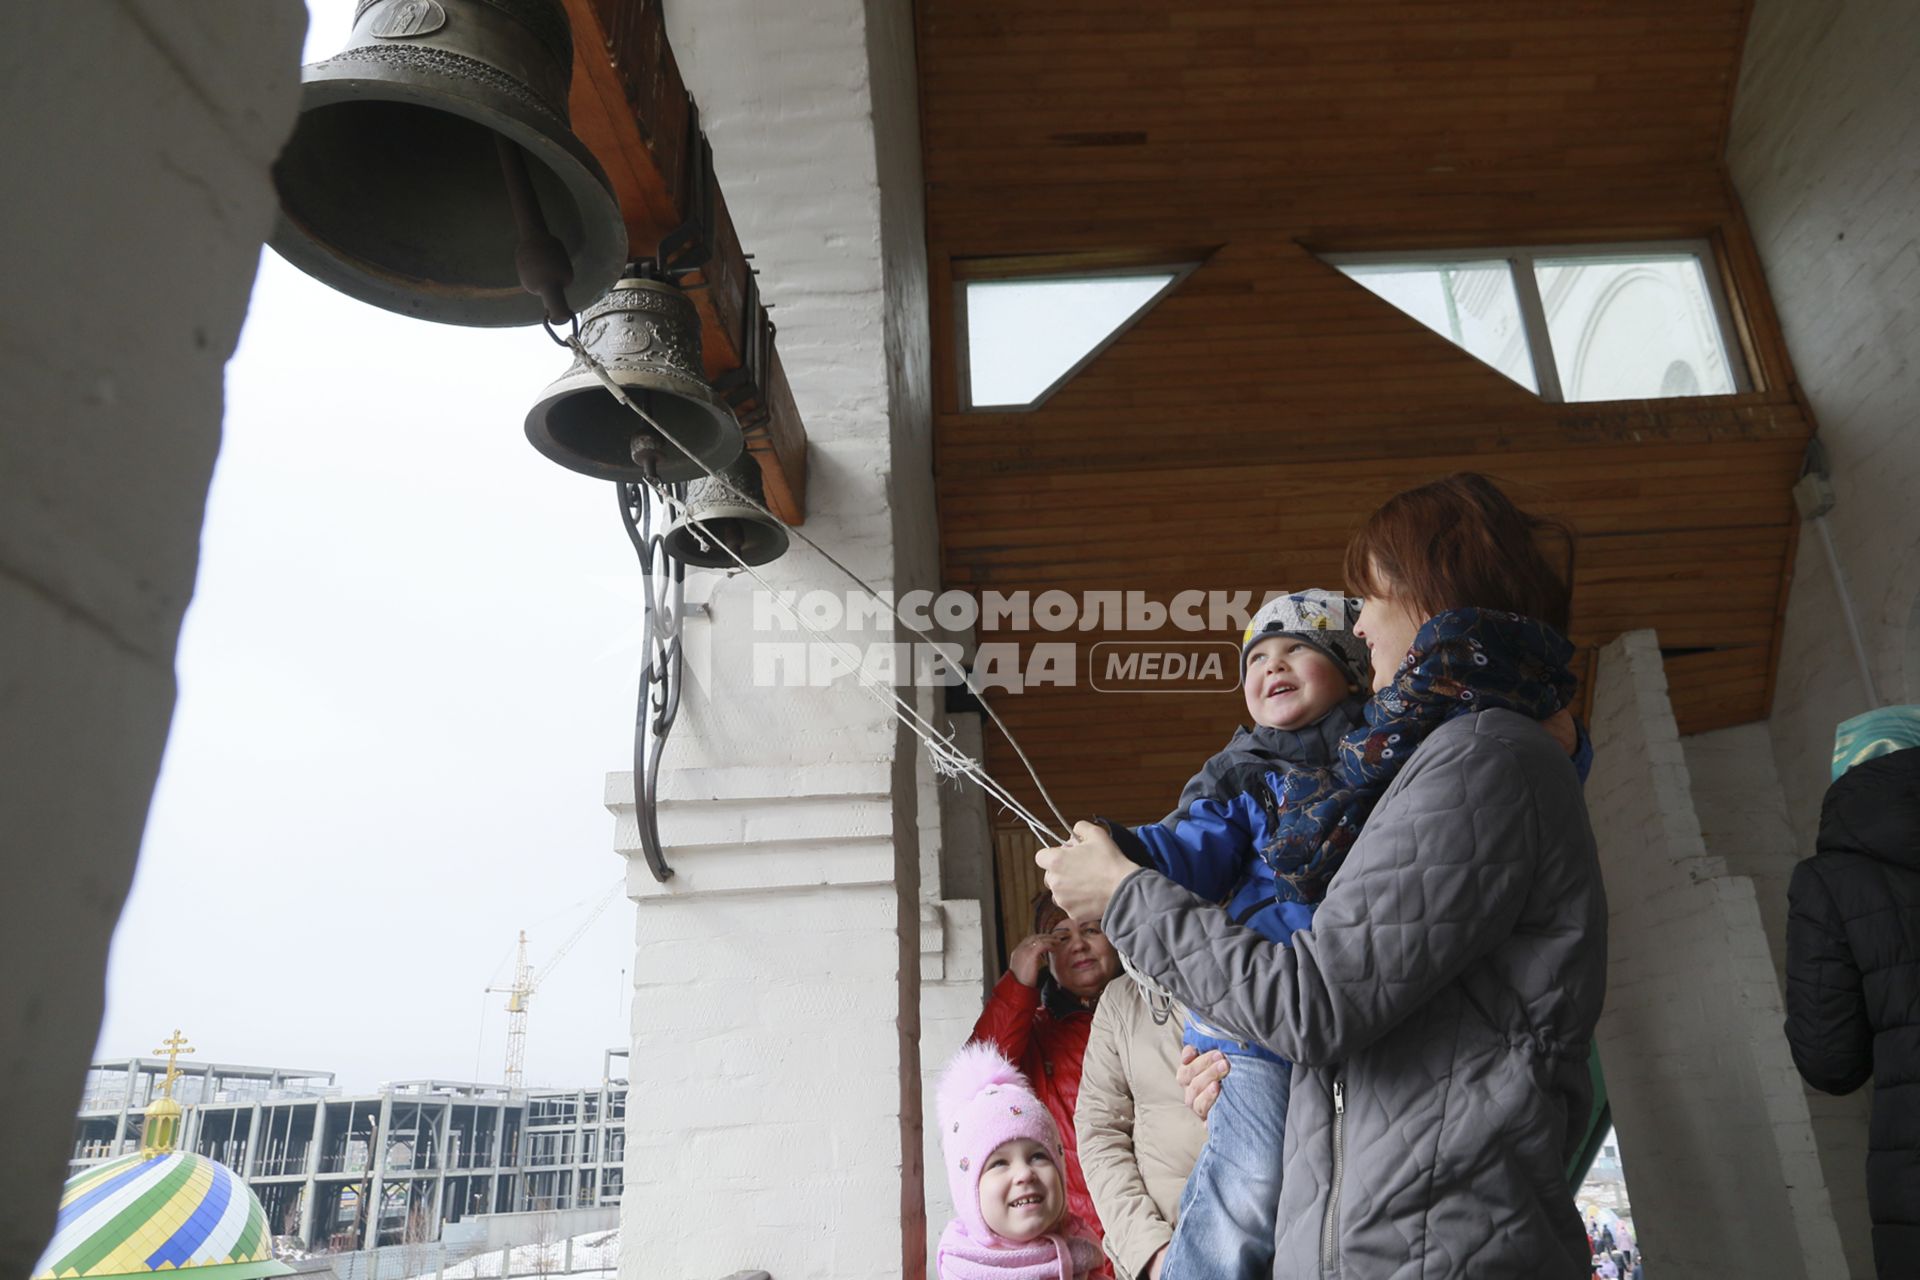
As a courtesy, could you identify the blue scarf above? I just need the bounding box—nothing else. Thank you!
[1261,608,1578,902]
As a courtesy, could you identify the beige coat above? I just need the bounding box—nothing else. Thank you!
[1074,979,1208,1280]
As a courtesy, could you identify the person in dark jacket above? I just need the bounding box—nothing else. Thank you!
[1784,705,1920,1279]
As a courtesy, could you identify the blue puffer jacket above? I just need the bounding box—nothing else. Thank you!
[1122,781,1320,948]
[1106,701,1367,1060]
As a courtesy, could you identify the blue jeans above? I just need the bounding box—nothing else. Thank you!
[1162,1052,1291,1280]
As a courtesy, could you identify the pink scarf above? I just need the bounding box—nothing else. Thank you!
[936,1219,1100,1280]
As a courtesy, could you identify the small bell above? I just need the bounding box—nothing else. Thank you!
[662,454,790,569]
[525,273,743,482]
[270,0,628,327]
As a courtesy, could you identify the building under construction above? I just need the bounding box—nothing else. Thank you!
[68,1052,629,1253]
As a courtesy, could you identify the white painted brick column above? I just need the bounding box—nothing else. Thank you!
[1589,632,1848,1279]
[913,701,994,1274]
[609,756,911,1279]
[607,2,944,1277]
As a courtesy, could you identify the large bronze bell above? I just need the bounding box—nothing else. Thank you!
[270,0,628,327]
[525,274,743,482]
[662,454,790,569]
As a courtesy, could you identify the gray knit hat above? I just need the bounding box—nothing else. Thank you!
[1240,589,1371,688]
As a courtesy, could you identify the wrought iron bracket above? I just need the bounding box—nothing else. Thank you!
[619,479,687,882]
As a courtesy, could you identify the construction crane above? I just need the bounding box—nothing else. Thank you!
[488,879,622,1089]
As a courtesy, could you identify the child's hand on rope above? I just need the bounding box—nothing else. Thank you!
[1036,821,1135,924]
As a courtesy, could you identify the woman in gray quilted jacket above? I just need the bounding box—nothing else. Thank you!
[1039,473,1607,1280]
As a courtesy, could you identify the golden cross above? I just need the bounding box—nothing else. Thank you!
[152,1029,195,1098]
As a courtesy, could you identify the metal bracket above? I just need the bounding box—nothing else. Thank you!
[658,96,715,275]
[618,480,687,882]
[711,267,775,434]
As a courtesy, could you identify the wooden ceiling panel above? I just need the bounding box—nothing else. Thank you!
[918,0,1747,187]
[916,0,1803,857]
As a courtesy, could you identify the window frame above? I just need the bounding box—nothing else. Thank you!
[1322,239,1752,403]
[955,261,1200,413]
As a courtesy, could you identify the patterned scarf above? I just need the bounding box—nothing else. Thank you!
[1260,608,1577,902]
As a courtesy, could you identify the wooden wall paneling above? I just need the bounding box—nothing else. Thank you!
[937,441,1805,565]
[1713,177,1820,415]
[992,824,1046,963]
[917,0,1797,900]
[926,171,1739,254]
[934,239,1808,479]
[930,251,959,417]
[567,0,684,241]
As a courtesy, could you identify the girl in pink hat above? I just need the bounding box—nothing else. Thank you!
[937,1042,1103,1279]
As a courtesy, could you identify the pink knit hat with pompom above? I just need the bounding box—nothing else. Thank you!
[937,1042,1065,1245]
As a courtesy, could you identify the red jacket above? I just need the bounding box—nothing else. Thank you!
[969,972,1105,1247]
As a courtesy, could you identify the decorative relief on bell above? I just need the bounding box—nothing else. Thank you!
[368,1,447,39]
[592,316,658,358]
[662,453,790,569]
[526,275,744,483]
[308,44,569,121]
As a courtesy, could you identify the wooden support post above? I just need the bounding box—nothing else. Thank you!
[561,0,809,525]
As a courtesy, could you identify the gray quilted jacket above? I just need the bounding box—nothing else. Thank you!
[1105,709,1606,1279]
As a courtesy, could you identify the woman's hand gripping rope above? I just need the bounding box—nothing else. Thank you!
[1034,820,1136,924]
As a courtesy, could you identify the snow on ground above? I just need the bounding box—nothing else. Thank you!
[420,1229,619,1280]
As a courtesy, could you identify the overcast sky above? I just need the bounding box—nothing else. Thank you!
[97,0,645,1092]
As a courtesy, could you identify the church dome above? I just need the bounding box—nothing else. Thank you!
[37,1040,289,1280]
[34,1149,286,1280]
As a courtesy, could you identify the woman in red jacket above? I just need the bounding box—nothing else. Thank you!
[970,892,1122,1252]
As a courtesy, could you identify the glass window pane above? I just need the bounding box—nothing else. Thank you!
[1532,253,1738,402]
[1335,260,1538,392]
[965,275,1175,407]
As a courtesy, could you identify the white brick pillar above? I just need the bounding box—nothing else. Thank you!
[1588,631,1848,1279]
[610,750,915,1278]
[608,2,940,1277]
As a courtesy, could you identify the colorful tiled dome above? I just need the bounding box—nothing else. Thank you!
[34,1149,286,1280]
[38,1034,288,1280]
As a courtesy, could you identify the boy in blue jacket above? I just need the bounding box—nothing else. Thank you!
[1105,589,1370,1280]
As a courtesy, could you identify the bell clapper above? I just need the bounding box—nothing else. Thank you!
[496,134,576,326]
[629,432,666,486]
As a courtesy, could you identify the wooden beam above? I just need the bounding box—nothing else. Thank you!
[561,0,808,523]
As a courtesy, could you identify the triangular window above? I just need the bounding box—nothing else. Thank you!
[1325,243,1749,403]
[960,268,1191,411]
[1335,259,1540,393]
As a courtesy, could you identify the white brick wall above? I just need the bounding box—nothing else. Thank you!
[611,2,948,1276]
[0,4,305,1273]
[1682,723,1800,993]
[610,758,914,1280]
[1727,8,1916,1272]
[918,899,987,1272]
[1730,0,1920,835]
[1589,633,1848,1279]
[913,692,994,1274]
